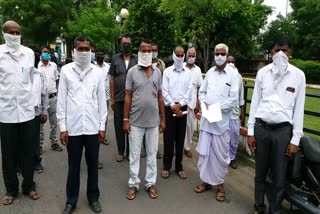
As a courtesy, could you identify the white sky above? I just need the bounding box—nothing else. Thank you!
[263,0,292,23]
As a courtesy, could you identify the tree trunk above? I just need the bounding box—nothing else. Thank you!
[203,32,210,73]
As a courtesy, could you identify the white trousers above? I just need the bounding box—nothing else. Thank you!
[184,107,196,151]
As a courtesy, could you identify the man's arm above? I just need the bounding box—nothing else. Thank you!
[220,74,239,111]
[40,74,49,123]
[123,90,132,134]
[158,90,166,133]
[239,76,245,122]
[56,68,68,145]
[162,69,175,107]
[179,72,193,107]
[97,71,108,143]
[109,57,116,111]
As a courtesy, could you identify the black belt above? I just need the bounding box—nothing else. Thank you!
[49,93,57,99]
[256,118,291,129]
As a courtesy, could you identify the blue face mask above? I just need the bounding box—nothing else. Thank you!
[91,52,95,61]
[41,53,51,61]
[152,52,158,59]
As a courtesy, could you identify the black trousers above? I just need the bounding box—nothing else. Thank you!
[254,119,292,214]
[163,106,187,172]
[114,101,129,157]
[0,119,36,196]
[34,115,42,163]
[66,135,100,207]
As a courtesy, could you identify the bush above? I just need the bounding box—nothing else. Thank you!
[290,59,320,84]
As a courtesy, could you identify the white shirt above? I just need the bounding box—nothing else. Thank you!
[57,62,108,136]
[162,65,193,107]
[199,65,239,135]
[95,62,110,100]
[247,63,306,146]
[230,71,245,119]
[32,69,49,116]
[184,63,203,109]
[0,44,35,123]
[38,61,59,94]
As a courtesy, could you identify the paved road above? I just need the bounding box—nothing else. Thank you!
[0,112,296,214]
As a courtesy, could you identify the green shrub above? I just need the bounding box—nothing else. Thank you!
[290,59,320,84]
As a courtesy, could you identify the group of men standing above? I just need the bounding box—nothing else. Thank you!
[0,19,306,214]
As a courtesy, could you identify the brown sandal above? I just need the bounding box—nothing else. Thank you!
[2,195,14,205]
[216,189,225,202]
[161,170,170,179]
[194,183,212,193]
[25,191,40,200]
[177,170,187,179]
[126,187,137,200]
[147,186,158,199]
[116,155,124,162]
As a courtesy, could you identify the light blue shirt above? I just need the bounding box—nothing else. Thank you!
[199,65,239,135]
[162,65,193,107]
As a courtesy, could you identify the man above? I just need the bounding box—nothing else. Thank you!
[227,55,245,169]
[183,47,203,158]
[57,36,107,214]
[161,45,193,179]
[194,44,239,202]
[0,20,40,205]
[151,43,166,75]
[123,40,165,200]
[38,45,63,152]
[247,37,305,214]
[109,34,138,162]
[90,43,96,64]
[95,48,110,170]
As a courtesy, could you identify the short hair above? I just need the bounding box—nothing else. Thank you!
[90,42,96,50]
[187,47,196,56]
[73,35,90,48]
[174,45,185,54]
[272,36,291,49]
[2,20,20,32]
[121,34,131,40]
[215,43,229,54]
[139,39,152,50]
[41,45,51,52]
[95,48,105,54]
[151,43,158,47]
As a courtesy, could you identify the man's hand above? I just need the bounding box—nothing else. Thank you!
[40,114,48,124]
[286,144,299,157]
[176,111,184,118]
[99,131,106,143]
[123,120,131,134]
[60,131,69,146]
[247,136,256,153]
[159,118,166,133]
[111,101,115,111]
[171,103,181,114]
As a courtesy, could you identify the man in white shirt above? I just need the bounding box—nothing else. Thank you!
[247,37,306,214]
[38,45,63,152]
[57,36,107,214]
[183,47,203,158]
[227,56,245,169]
[0,20,40,205]
[161,46,193,180]
[194,44,239,203]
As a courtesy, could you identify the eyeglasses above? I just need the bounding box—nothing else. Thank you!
[274,49,288,53]
[215,53,226,56]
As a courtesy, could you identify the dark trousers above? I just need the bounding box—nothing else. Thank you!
[66,135,100,207]
[114,101,129,157]
[163,106,187,172]
[0,119,36,196]
[34,115,42,163]
[254,119,292,214]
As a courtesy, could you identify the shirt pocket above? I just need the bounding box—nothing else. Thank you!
[219,82,231,97]
[21,66,32,84]
[282,89,295,108]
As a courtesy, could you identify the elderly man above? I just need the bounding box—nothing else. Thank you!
[161,45,193,179]
[194,44,239,202]
[0,20,39,205]
[183,47,203,158]
[109,34,138,162]
[247,37,305,214]
[57,35,107,214]
[123,40,165,200]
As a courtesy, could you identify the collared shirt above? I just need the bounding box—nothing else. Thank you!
[183,63,203,109]
[38,61,59,94]
[57,62,108,136]
[230,70,245,119]
[109,53,138,102]
[96,62,110,100]
[0,44,35,123]
[162,65,193,107]
[199,65,239,135]
[33,69,49,116]
[247,63,305,146]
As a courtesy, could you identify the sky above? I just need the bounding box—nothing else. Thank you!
[263,0,293,23]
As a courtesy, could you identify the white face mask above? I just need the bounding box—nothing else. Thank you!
[214,54,227,66]
[152,52,158,59]
[187,57,195,64]
[74,49,91,69]
[172,51,184,71]
[3,32,21,57]
[138,51,152,67]
[272,51,288,74]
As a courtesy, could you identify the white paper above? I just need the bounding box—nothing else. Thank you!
[173,111,188,117]
[201,102,222,123]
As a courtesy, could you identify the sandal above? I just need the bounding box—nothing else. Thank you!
[116,155,124,162]
[25,191,40,200]
[161,170,170,179]
[126,187,137,200]
[2,195,14,205]
[147,186,158,199]
[216,189,225,202]
[177,170,187,179]
[194,183,212,193]
[156,153,162,159]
